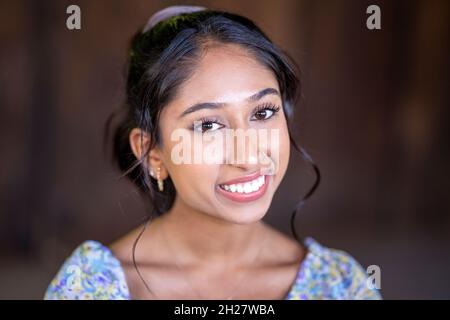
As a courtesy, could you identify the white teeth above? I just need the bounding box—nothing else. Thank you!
[258,176,264,186]
[220,175,266,194]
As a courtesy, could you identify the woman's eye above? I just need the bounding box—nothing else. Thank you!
[253,109,274,120]
[193,121,223,133]
[251,105,280,121]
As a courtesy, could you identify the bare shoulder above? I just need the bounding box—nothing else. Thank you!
[108,220,166,266]
[259,222,307,266]
[108,228,140,264]
[109,220,151,257]
[108,220,170,299]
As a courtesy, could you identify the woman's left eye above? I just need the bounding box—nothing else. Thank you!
[250,103,281,121]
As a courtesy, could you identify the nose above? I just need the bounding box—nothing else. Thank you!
[224,128,277,175]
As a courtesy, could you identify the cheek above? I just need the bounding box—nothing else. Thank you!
[280,126,291,167]
[172,164,217,186]
[166,161,221,202]
[266,117,290,176]
[160,127,219,193]
[275,125,290,175]
[172,164,224,212]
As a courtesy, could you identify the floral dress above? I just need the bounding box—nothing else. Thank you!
[44,237,382,300]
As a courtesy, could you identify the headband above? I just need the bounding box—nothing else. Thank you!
[142,5,207,33]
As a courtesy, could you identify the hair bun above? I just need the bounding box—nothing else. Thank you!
[142,5,207,33]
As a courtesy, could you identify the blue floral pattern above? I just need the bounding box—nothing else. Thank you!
[44,238,381,300]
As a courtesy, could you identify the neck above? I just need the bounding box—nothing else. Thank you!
[156,196,267,268]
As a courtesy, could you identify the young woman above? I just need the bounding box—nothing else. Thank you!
[44,5,381,300]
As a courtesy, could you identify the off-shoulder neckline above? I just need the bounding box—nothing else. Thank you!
[81,236,324,300]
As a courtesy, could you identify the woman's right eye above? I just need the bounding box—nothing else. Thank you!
[192,119,224,133]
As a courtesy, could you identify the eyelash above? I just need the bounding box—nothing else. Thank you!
[253,103,281,121]
[190,102,281,132]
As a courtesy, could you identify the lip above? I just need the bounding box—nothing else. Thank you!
[216,174,270,203]
[218,171,262,185]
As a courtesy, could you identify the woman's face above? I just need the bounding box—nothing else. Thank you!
[157,44,291,224]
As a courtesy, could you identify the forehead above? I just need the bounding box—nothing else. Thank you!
[176,44,279,104]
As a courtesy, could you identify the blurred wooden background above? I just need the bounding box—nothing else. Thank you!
[0,0,449,299]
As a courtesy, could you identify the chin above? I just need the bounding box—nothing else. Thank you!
[220,207,268,225]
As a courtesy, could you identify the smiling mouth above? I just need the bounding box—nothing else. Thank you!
[219,175,265,193]
[216,175,269,203]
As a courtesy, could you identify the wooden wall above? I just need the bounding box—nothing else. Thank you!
[0,0,449,298]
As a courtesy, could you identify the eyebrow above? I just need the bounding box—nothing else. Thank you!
[178,87,280,118]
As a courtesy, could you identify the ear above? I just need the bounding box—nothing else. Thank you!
[129,128,169,180]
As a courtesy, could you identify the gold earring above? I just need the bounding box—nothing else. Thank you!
[156,166,164,192]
